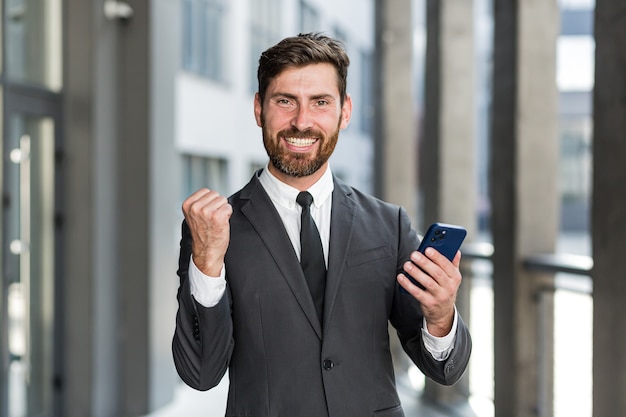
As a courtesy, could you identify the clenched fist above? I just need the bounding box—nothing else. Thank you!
[182,188,233,277]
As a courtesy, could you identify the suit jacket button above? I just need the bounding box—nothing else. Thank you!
[322,359,334,371]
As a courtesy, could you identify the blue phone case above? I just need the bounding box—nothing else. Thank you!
[401,223,467,292]
[417,222,467,261]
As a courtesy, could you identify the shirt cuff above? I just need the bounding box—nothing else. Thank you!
[421,307,458,361]
[188,255,227,307]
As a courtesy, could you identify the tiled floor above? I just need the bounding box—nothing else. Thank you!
[144,376,482,417]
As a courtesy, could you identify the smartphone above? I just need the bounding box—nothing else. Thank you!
[401,223,467,292]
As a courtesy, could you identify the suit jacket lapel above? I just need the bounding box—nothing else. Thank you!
[239,173,323,338]
[323,178,357,330]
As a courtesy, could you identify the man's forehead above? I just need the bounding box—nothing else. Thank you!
[267,64,340,95]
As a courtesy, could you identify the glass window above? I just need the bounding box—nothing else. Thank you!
[202,0,225,80]
[183,155,229,198]
[4,0,62,90]
[559,113,592,206]
[249,0,281,93]
[4,114,57,416]
[181,0,227,83]
[182,0,195,70]
[556,2,594,414]
[556,3,594,239]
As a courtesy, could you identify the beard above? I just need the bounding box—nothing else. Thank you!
[262,119,341,178]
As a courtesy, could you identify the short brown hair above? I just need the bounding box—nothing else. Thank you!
[257,33,350,104]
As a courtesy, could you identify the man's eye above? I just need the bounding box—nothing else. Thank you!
[316,100,329,106]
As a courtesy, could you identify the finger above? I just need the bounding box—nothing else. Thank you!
[421,248,460,279]
[188,187,212,201]
[422,247,461,269]
[397,272,427,297]
[409,250,445,285]
[402,260,437,292]
[214,199,233,222]
[185,190,226,219]
[182,188,211,213]
[411,249,461,292]
[452,250,462,267]
[425,249,463,295]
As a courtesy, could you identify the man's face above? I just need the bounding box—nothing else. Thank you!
[254,63,352,181]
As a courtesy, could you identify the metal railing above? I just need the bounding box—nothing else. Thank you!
[462,241,593,290]
[460,240,594,417]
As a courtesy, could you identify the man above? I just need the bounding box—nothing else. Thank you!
[173,33,471,417]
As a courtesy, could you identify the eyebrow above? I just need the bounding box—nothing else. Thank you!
[270,92,337,102]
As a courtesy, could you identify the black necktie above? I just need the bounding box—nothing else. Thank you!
[296,191,326,323]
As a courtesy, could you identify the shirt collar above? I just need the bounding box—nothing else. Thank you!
[259,162,334,210]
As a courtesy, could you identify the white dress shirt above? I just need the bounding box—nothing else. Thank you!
[188,164,457,360]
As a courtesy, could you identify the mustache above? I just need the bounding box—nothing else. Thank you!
[277,128,324,138]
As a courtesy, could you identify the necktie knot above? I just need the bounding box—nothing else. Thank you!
[297,191,314,209]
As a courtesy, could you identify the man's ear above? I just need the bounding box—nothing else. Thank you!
[254,93,263,127]
[340,94,353,130]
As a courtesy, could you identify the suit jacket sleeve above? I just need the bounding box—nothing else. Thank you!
[390,207,472,386]
[172,220,234,391]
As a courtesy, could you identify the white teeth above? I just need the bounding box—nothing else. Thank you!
[285,137,316,147]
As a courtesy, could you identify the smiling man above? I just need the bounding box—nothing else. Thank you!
[173,33,471,417]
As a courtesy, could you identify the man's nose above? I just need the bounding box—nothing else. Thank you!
[292,105,313,131]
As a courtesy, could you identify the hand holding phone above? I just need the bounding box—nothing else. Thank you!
[401,222,467,292]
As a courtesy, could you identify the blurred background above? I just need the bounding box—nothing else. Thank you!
[2,0,625,416]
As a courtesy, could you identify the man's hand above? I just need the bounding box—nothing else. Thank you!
[182,188,233,277]
[397,248,462,337]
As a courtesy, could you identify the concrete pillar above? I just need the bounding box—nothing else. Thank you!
[115,1,152,415]
[592,0,626,415]
[373,0,420,394]
[490,1,560,416]
[64,1,177,415]
[64,0,115,415]
[374,0,417,217]
[421,0,476,404]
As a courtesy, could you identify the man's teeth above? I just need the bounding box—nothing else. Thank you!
[285,137,316,147]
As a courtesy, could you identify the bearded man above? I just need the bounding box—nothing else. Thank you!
[173,32,472,417]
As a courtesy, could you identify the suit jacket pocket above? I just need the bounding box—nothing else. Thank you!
[372,404,404,417]
[346,244,392,268]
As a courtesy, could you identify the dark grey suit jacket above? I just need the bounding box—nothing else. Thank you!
[173,171,471,417]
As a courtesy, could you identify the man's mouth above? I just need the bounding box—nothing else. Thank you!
[283,137,318,148]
